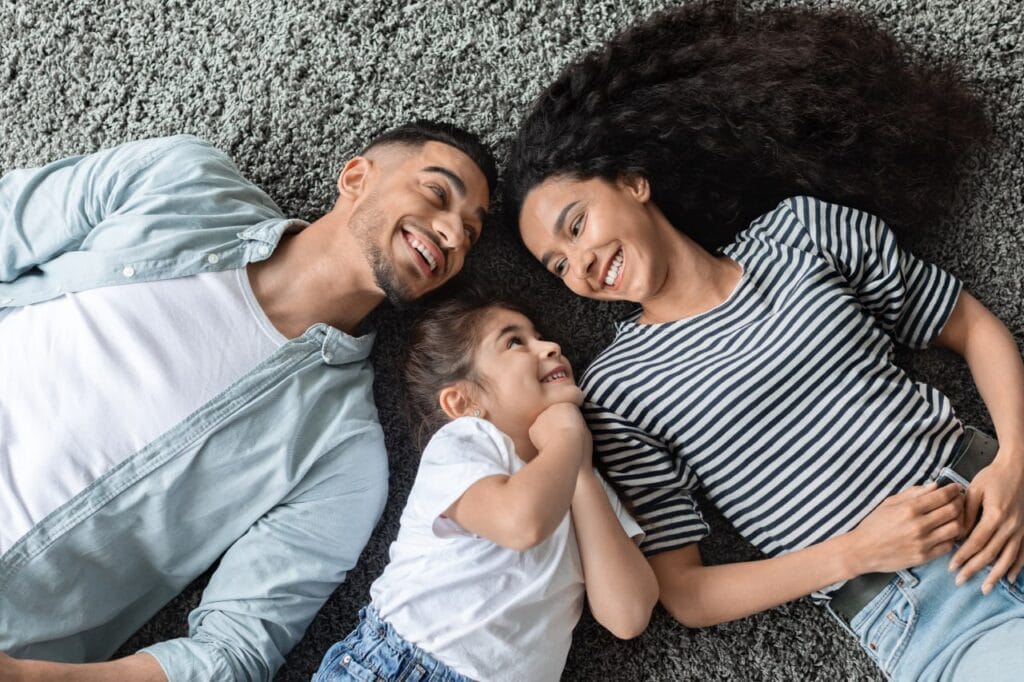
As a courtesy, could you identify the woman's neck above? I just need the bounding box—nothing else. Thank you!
[639,223,743,325]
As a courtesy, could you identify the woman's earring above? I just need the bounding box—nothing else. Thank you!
[472,408,482,417]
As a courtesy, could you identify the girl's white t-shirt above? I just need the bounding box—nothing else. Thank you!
[369,416,643,682]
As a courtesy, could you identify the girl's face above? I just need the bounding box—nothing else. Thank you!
[518,175,672,305]
[470,308,583,437]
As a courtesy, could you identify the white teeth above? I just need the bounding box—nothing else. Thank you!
[604,249,623,286]
[542,371,567,383]
[409,235,437,272]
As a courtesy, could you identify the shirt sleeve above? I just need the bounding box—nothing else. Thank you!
[140,425,389,682]
[0,135,281,284]
[585,401,709,556]
[777,196,963,348]
[409,418,516,539]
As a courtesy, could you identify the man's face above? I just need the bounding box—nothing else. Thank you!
[349,141,490,305]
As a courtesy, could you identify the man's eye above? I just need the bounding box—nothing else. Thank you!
[428,184,447,202]
[569,215,583,238]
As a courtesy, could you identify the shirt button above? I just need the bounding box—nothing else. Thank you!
[323,352,333,362]
[257,245,271,256]
[122,265,136,278]
[207,253,220,264]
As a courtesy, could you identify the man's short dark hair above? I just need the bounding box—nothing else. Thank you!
[363,120,497,195]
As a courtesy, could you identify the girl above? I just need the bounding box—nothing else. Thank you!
[313,292,658,682]
[507,2,1024,681]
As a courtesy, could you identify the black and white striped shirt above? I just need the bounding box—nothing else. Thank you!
[582,196,964,572]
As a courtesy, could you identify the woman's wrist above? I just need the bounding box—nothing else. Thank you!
[830,530,871,581]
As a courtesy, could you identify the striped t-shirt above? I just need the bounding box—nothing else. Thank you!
[582,196,965,580]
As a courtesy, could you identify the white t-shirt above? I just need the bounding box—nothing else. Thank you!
[0,268,286,552]
[370,417,643,682]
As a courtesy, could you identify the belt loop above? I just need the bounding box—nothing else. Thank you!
[897,567,919,588]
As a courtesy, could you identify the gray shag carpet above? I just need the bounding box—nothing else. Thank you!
[2,0,1021,679]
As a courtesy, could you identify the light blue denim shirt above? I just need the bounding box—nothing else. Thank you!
[0,136,389,681]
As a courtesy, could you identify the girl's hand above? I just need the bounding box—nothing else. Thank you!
[529,402,591,457]
[847,482,965,574]
[947,453,1024,593]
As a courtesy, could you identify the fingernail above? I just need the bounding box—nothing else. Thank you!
[955,574,966,586]
[948,561,959,572]
[982,584,992,596]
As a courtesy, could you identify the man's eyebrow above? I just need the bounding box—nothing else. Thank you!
[540,200,579,268]
[422,166,466,196]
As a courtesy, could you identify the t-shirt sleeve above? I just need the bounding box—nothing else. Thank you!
[411,418,516,539]
[585,400,709,556]
[774,196,962,348]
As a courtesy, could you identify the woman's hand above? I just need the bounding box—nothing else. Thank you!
[847,482,965,575]
[947,452,1024,593]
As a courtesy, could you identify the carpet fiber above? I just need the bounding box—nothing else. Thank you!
[2,0,1021,679]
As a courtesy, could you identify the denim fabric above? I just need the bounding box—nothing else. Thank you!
[829,549,1024,681]
[0,136,390,681]
[313,608,470,682]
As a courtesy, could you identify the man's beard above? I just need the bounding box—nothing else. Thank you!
[350,193,416,307]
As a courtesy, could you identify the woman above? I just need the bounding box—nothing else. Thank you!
[507,2,1023,680]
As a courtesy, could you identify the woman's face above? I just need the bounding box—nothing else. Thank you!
[518,175,670,304]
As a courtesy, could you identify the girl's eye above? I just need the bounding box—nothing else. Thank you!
[507,336,523,349]
[569,214,583,238]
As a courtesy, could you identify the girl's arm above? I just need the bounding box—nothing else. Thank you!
[445,403,587,550]
[572,469,658,639]
[932,290,1024,591]
[652,482,964,627]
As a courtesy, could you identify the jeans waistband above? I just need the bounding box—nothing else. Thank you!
[826,426,998,625]
[358,606,464,681]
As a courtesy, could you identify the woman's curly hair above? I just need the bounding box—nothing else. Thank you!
[507,0,990,248]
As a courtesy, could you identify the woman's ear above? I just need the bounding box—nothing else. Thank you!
[438,383,483,420]
[619,175,651,203]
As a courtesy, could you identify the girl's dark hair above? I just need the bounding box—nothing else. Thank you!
[402,289,528,451]
[507,0,990,248]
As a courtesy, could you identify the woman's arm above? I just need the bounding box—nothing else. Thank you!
[571,469,658,639]
[445,403,586,550]
[652,482,964,627]
[932,290,1024,591]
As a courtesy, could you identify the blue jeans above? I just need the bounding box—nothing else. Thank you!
[312,607,470,682]
[828,550,1024,681]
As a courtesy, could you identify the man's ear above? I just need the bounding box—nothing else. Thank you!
[438,383,481,420]
[337,156,373,199]
[618,175,651,203]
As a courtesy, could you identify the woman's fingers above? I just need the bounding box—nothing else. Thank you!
[982,536,1022,595]
[955,521,1010,586]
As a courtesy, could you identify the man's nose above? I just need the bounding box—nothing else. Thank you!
[434,213,467,250]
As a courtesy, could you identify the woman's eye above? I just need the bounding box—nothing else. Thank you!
[554,259,568,277]
[464,227,475,244]
[569,214,583,238]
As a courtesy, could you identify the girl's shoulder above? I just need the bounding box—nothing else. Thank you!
[421,417,519,468]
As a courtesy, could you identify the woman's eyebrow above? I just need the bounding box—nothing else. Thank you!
[541,200,579,268]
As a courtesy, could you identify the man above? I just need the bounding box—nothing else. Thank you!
[0,121,495,680]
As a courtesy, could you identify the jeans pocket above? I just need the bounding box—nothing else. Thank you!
[997,571,1024,605]
[853,584,917,676]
